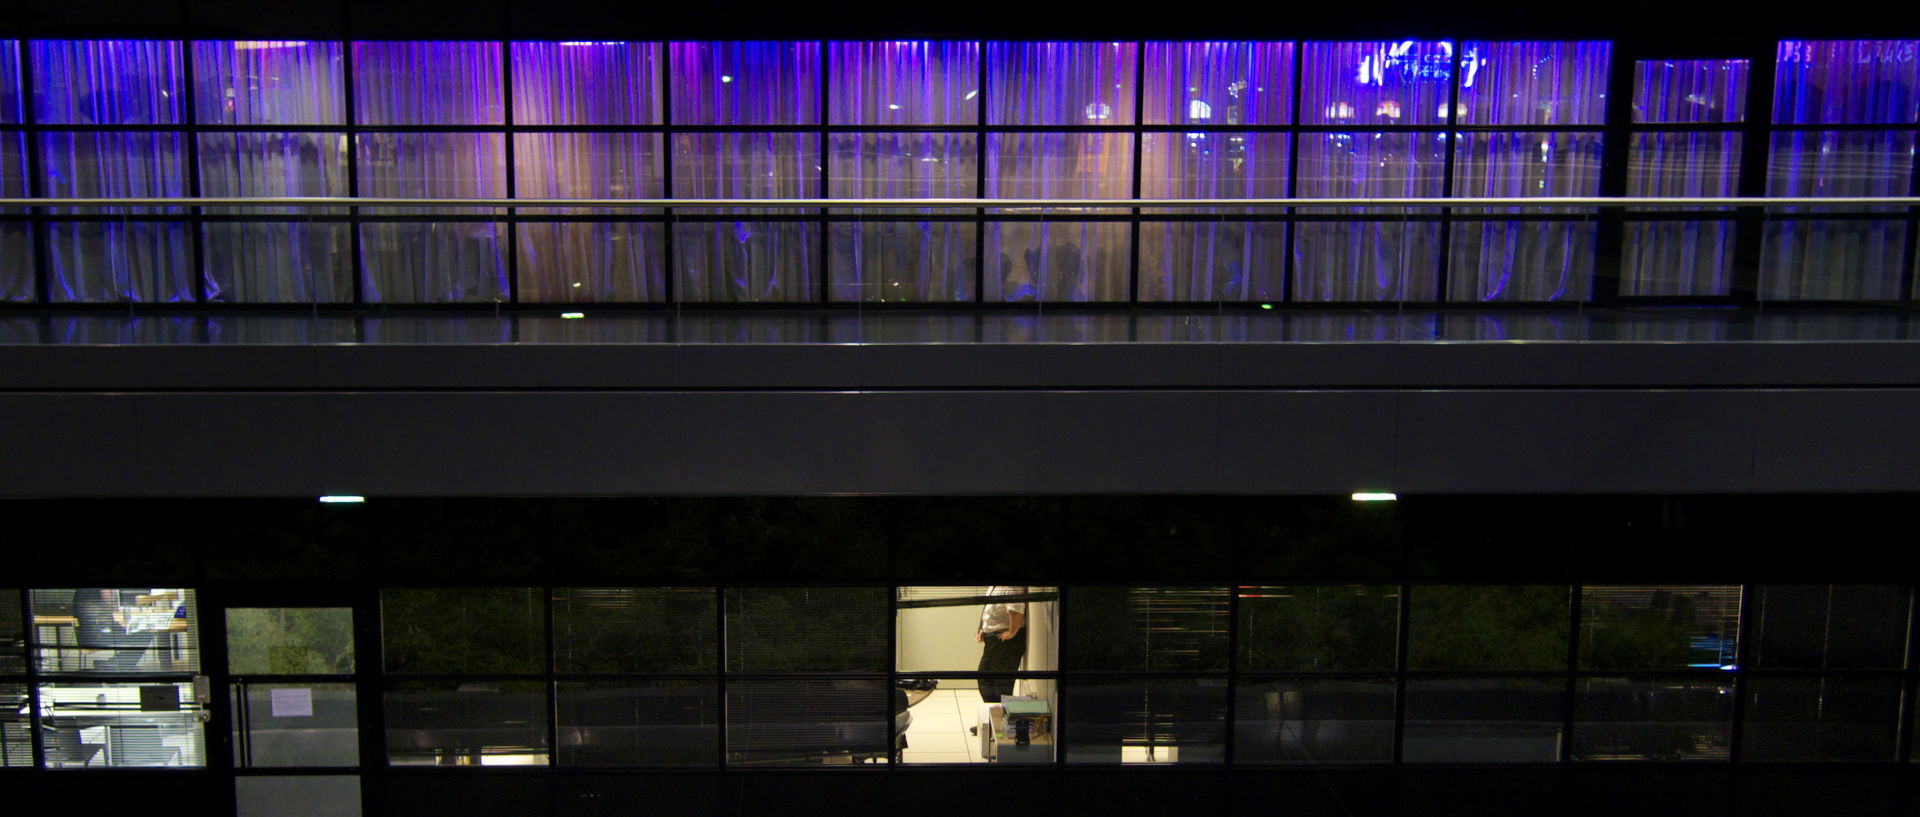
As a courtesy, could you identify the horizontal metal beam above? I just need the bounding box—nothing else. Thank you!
[0,196,1916,209]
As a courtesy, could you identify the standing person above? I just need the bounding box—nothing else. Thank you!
[975,585,1028,703]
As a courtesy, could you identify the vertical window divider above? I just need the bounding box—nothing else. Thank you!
[715,582,727,770]
[818,40,830,305]
[1222,584,1239,766]
[20,41,53,307]
[542,585,557,768]
[1128,41,1145,304]
[1392,582,1411,764]
[341,39,365,306]
[1898,585,1919,762]
[975,42,987,305]
[1562,583,1582,763]
[353,585,386,797]
[1593,41,1637,306]
[1434,39,1465,304]
[501,41,520,308]
[1280,43,1303,305]
[20,589,46,769]
[1900,127,1920,302]
[1727,583,1758,769]
[1054,584,1068,768]
[180,40,208,306]
[660,43,677,307]
[1730,38,1778,307]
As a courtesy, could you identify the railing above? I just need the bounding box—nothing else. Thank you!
[2,196,1916,208]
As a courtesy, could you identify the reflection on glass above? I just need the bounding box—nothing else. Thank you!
[557,681,718,766]
[1749,585,1911,669]
[39,682,205,767]
[553,588,716,673]
[1760,129,1914,300]
[1633,59,1748,123]
[1139,222,1286,302]
[725,587,886,672]
[1742,677,1902,761]
[726,679,889,765]
[385,681,548,766]
[1403,679,1565,762]
[232,682,358,767]
[987,42,1136,125]
[829,41,979,125]
[1063,587,1229,672]
[1580,585,1741,670]
[354,132,507,303]
[381,589,543,675]
[1301,41,1454,126]
[669,41,820,125]
[1064,678,1227,764]
[226,608,354,675]
[987,132,1134,212]
[198,131,351,302]
[1409,586,1568,670]
[1623,131,1742,296]
[192,41,344,125]
[1238,585,1399,672]
[1234,678,1394,763]
[31,40,182,124]
[984,221,1130,302]
[511,41,660,125]
[829,221,975,302]
[829,131,976,206]
[1293,131,1444,302]
[31,589,199,673]
[1573,678,1732,761]
[674,222,816,302]
[672,132,821,213]
[1773,40,1920,124]
[1140,132,1289,212]
[352,41,503,125]
[1143,42,1294,125]
[1458,41,1610,125]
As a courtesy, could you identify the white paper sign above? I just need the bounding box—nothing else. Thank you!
[269,687,313,718]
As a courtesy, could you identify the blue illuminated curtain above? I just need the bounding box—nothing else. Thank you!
[511,41,660,125]
[1143,42,1293,126]
[987,42,1136,125]
[1773,40,1920,125]
[352,41,503,124]
[1448,131,1603,302]
[828,41,978,125]
[826,132,976,301]
[668,41,819,125]
[1300,41,1452,126]
[1457,41,1609,125]
[1292,131,1445,301]
[32,40,182,124]
[985,132,1133,301]
[0,42,26,302]
[673,132,819,302]
[513,132,664,301]
[1139,132,1289,301]
[356,132,508,303]
[193,41,349,302]
[1633,59,1748,124]
[1623,59,1749,297]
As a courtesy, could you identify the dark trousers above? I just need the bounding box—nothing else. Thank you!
[976,629,1027,703]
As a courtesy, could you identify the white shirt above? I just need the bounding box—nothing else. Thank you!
[979,586,1028,633]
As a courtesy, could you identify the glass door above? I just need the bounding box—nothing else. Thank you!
[225,606,363,817]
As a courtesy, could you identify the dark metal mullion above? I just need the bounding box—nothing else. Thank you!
[975,41,987,304]
[1592,40,1639,305]
[341,38,365,305]
[1222,586,1239,765]
[1563,584,1582,763]
[542,586,557,769]
[1392,582,1411,764]
[715,583,727,770]
[817,41,829,305]
[1280,42,1304,303]
[1433,38,1465,303]
[1730,38,1779,306]
[18,39,51,307]
[1899,585,1919,762]
[500,41,519,306]
[1900,126,1920,302]
[178,40,208,306]
[352,586,385,807]
[19,588,46,769]
[659,43,676,306]
[1728,583,1759,767]
[1128,41,1144,304]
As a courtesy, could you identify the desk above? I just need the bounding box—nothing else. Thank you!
[977,702,1054,763]
[31,615,189,671]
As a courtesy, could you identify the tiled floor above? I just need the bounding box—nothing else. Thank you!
[900,687,986,764]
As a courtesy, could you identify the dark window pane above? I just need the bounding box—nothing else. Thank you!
[31,588,200,674]
[1749,585,1910,669]
[1408,586,1568,671]
[1,683,28,767]
[40,681,207,767]
[1742,676,1903,761]
[1774,40,1920,124]
[725,679,890,765]
[557,681,718,766]
[1234,678,1394,763]
[1139,221,1286,302]
[352,41,502,125]
[236,777,360,817]
[32,40,182,124]
[0,589,21,672]
[828,41,979,125]
[1301,41,1453,125]
[384,681,547,766]
[668,41,820,125]
[829,220,976,302]
[1238,585,1399,672]
[553,588,715,673]
[381,589,543,674]
[1458,41,1610,125]
[192,41,344,125]
[1579,585,1741,671]
[1403,679,1565,762]
[983,221,1130,302]
[226,608,354,675]
[232,682,358,767]
[1573,677,1732,761]
[1142,42,1294,125]
[1633,59,1749,124]
[1064,678,1226,764]
[725,587,886,672]
[1063,587,1229,672]
[673,222,817,303]
[511,41,659,126]
[987,41,1136,125]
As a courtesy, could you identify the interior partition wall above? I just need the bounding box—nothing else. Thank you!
[0,38,1912,308]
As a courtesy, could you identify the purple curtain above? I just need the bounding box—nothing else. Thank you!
[1623,131,1742,296]
[1633,59,1748,124]
[1138,132,1289,301]
[192,41,344,125]
[40,131,190,302]
[1448,131,1603,301]
[355,132,507,302]
[1760,130,1914,300]
[1292,131,1446,301]
[352,41,503,125]
[1142,42,1293,125]
[668,41,819,125]
[511,41,660,126]
[826,131,975,301]
[1457,41,1610,126]
[987,42,1136,125]
[828,41,978,125]
[1300,41,1452,126]
[672,132,819,301]
[513,132,664,301]
[1774,40,1920,124]
[197,132,351,302]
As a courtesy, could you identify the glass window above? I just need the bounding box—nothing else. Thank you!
[1403,678,1565,762]
[1633,59,1749,123]
[354,132,507,303]
[674,221,817,303]
[1301,41,1454,126]
[380,588,543,675]
[1063,587,1229,672]
[1063,678,1227,764]
[39,681,206,767]
[0,589,22,674]
[725,587,886,673]
[513,133,665,302]
[982,221,1130,302]
[1742,677,1903,761]
[1573,678,1732,761]
[1457,41,1610,125]
[1139,222,1286,302]
[1623,132,1743,296]
[552,588,715,673]
[987,42,1136,125]
[191,41,345,125]
[384,681,547,766]
[233,682,358,767]
[1759,130,1915,301]
[236,777,361,817]
[828,41,979,125]
[668,41,820,125]
[1749,585,1910,669]
[31,40,182,124]
[227,608,354,675]
[1238,585,1399,672]
[1579,585,1741,670]
[725,679,890,765]
[1292,131,1445,302]
[351,41,503,125]
[1233,678,1394,763]
[896,587,1058,673]
[986,132,1134,206]
[2,683,29,767]
[0,137,26,302]
[197,131,352,303]
[511,41,660,126]
[828,221,976,303]
[39,132,191,303]
[897,675,1049,765]
[1448,131,1604,302]
[31,589,199,673]
[557,680,718,766]
[1773,40,1920,124]
[828,131,977,202]
[1142,42,1294,125]
[672,132,821,210]
[0,40,21,124]
[1408,586,1568,671]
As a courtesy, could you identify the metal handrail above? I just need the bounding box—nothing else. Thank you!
[0,196,1915,209]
